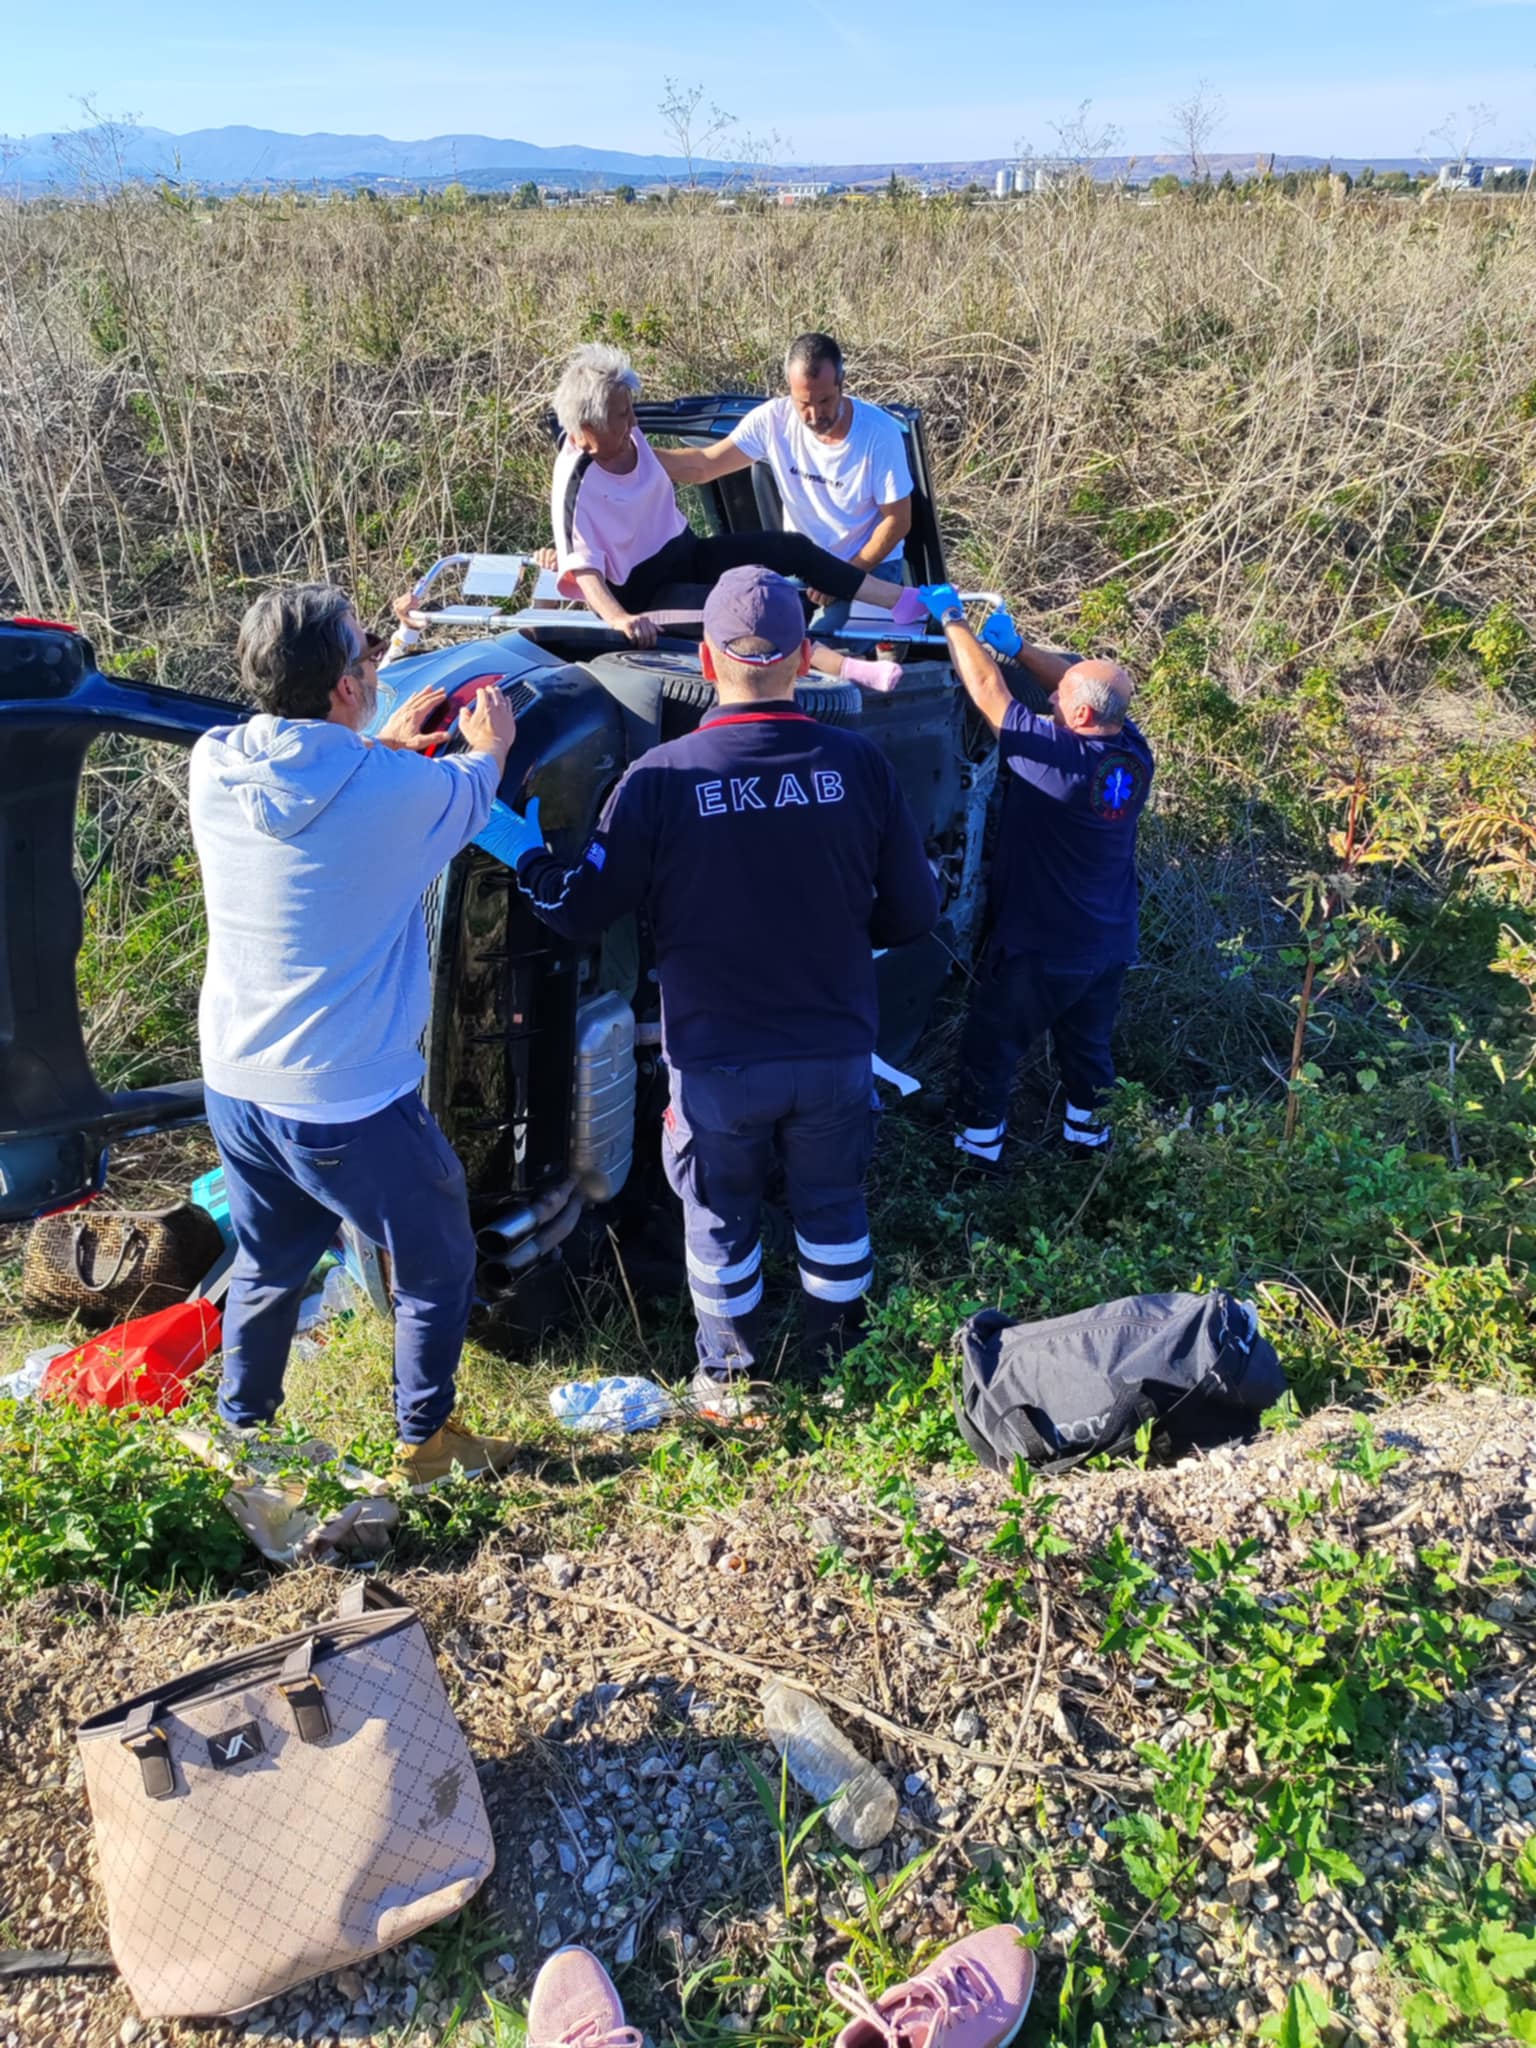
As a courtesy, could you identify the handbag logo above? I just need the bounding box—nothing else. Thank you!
[207,1720,266,1770]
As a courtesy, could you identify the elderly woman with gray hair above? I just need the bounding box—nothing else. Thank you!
[548,343,923,687]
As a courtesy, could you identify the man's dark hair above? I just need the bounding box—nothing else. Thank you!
[784,331,844,383]
[236,584,360,719]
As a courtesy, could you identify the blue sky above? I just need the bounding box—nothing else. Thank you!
[4,0,1533,164]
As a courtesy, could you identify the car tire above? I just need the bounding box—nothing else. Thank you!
[609,650,862,728]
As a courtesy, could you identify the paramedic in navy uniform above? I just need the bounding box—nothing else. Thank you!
[916,584,1154,1166]
[491,566,939,1417]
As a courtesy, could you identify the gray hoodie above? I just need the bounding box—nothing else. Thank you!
[189,716,499,1110]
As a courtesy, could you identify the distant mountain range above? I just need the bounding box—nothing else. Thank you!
[4,125,731,187]
[2,123,1439,193]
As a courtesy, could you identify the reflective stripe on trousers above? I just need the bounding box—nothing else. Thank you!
[661,1055,876,1377]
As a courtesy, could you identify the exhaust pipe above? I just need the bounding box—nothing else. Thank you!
[476,1189,585,1298]
[475,1174,578,1259]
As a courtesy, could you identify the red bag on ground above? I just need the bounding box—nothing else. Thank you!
[41,1299,222,1413]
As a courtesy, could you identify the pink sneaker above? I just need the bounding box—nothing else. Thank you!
[527,1946,642,2048]
[827,1926,1036,2048]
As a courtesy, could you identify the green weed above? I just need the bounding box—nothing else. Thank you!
[0,1399,246,1603]
[1396,1839,1536,2047]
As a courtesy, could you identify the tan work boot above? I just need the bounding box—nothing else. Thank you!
[390,1412,521,1491]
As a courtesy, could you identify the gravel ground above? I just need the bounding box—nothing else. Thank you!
[1,1387,1532,2047]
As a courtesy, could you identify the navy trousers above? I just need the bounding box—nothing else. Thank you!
[205,1087,477,1444]
[661,1056,875,1378]
[957,949,1127,1135]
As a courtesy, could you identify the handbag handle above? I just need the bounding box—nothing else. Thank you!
[273,1582,409,1745]
[119,1581,411,1794]
[336,1577,407,1620]
[72,1220,147,1296]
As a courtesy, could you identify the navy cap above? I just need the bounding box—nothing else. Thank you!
[702,565,806,664]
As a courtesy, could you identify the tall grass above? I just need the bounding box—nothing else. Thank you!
[0,184,1531,1147]
[2,188,1533,677]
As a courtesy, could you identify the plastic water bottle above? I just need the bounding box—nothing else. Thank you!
[548,1376,675,1433]
[761,1680,899,1849]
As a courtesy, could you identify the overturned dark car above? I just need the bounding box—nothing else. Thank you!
[0,397,1004,1329]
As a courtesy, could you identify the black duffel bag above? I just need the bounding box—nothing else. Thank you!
[957,1289,1286,1473]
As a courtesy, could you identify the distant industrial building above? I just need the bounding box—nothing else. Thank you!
[995,160,1074,197]
[775,181,831,206]
[1435,159,1484,192]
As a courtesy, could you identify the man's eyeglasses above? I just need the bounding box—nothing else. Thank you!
[348,630,389,673]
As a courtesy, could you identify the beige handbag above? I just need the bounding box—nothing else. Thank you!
[76,1581,494,2019]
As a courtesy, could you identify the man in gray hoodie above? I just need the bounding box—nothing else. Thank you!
[190,583,518,1488]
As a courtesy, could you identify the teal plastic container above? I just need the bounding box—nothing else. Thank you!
[191,1166,234,1246]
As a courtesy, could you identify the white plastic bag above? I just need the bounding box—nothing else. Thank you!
[548,1376,676,1433]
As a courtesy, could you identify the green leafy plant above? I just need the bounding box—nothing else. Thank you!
[1328,1414,1408,1486]
[979,1457,1071,1639]
[1259,1977,1336,2048]
[0,1400,247,1602]
[1089,1525,1498,1903]
[1106,1738,1216,1915]
[1398,1842,1536,2046]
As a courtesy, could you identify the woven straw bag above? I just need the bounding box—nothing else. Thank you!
[23,1201,225,1326]
[77,1581,493,2018]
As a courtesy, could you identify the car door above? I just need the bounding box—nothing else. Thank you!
[0,618,232,1221]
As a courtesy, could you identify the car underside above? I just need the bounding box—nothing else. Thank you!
[0,397,1005,1329]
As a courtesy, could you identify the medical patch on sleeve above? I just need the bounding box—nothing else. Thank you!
[1088,751,1147,822]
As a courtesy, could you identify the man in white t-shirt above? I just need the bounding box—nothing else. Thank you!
[656,332,914,633]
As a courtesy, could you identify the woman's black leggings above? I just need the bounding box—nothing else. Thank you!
[613,528,882,611]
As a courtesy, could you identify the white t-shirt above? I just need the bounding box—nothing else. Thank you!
[551,428,687,596]
[729,396,914,567]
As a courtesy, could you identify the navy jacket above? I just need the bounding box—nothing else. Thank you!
[991,695,1154,967]
[515,701,939,1069]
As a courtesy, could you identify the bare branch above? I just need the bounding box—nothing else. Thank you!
[1165,79,1225,184]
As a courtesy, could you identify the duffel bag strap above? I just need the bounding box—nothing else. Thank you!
[1034,1387,1160,1475]
[120,1701,175,1800]
[953,1372,1065,1474]
[0,1948,115,1980]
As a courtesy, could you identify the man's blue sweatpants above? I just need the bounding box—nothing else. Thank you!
[205,1087,477,1444]
[661,1056,876,1379]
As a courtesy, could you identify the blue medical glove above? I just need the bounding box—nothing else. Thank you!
[917,583,966,627]
[474,795,544,869]
[978,607,1024,660]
